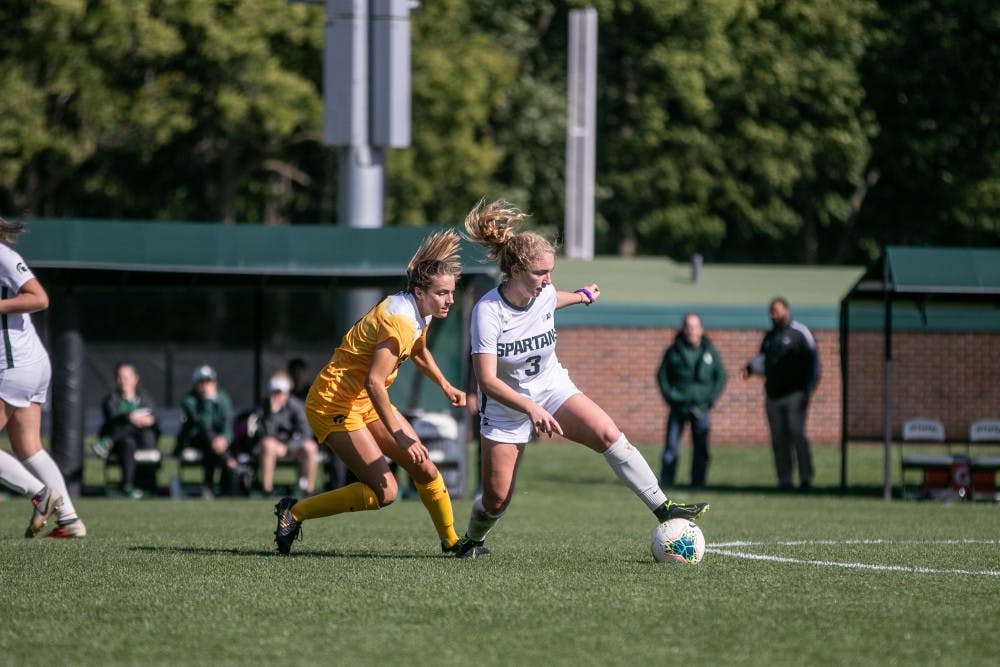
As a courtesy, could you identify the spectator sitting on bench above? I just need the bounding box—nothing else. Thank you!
[94,362,160,499]
[176,364,251,499]
[252,371,319,497]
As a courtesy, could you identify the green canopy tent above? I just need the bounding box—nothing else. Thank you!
[839,246,1000,499]
[19,218,496,495]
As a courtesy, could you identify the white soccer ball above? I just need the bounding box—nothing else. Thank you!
[651,518,706,564]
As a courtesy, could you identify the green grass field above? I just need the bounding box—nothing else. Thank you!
[2,443,998,666]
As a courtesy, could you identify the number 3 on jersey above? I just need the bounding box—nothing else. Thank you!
[524,355,541,376]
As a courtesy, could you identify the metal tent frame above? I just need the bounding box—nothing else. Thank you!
[839,246,1000,499]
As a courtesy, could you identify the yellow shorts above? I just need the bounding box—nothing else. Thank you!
[305,397,392,442]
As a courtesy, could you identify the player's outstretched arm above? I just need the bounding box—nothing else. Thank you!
[555,283,600,310]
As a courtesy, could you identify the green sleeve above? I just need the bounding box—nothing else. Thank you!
[656,351,671,401]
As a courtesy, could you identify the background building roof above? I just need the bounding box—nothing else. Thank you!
[847,246,1000,297]
[19,218,496,287]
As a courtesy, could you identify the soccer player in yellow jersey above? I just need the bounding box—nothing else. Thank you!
[273,230,467,555]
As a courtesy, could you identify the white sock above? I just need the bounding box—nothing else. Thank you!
[465,495,505,542]
[0,448,45,497]
[22,450,78,522]
[603,434,668,513]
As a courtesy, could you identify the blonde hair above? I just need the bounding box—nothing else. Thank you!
[0,216,26,245]
[462,198,555,282]
[406,229,463,292]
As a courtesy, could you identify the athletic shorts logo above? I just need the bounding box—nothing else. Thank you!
[332,415,346,424]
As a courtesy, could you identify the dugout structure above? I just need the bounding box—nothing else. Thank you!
[19,219,496,496]
[839,246,1000,499]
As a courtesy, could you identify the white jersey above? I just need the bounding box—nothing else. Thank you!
[471,284,578,441]
[0,244,48,371]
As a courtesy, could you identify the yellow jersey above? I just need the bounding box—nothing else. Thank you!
[306,292,430,438]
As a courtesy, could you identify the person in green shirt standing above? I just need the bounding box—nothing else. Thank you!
[656,313,727,488]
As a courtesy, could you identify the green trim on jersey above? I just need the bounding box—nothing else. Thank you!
[0,286,12,367]
[497,284,535,312]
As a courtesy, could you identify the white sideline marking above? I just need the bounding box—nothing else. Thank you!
[710,540,1000,576]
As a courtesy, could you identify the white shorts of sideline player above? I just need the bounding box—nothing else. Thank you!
[0,355,51,407]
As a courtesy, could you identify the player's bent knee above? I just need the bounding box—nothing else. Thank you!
[411,460,439,484]
[600,425,623,448]
[373,476,398,506]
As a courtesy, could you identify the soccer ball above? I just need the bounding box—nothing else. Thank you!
[651,519,705,564]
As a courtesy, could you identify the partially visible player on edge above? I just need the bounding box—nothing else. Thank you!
[0,216,86,538]
[451,199,709,558]
[273,230,467,555]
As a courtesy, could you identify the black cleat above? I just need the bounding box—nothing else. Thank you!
[452,535,491,559]
[659,500,710,522]
[274,497,302,555]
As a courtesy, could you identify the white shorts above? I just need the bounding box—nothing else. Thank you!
[480,369,581,444]
[0,355,51,408]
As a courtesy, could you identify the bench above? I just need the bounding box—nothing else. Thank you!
[90,408,183,495]
[900,417,1000,501]
[968,419,1000,501]
[173,409,330,497]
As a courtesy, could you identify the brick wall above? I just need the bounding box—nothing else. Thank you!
[555,327,998,446]
[845,331,1000,441]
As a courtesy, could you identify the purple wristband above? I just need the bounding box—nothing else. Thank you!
[574,287,595,305]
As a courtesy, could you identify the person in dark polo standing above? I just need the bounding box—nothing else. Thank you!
[656,312,727,488]
[743,297,820,492]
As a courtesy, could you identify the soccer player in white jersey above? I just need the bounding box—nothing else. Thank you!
[0,216,86,538]
[453,199,708,558]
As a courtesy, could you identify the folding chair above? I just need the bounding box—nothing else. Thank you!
[899,418,953,499]
[969,419,1000,501]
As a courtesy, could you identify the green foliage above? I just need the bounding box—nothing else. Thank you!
[0,1,996,261]
[859,0,1000,253]
[389,1,518,227]
[598,0,877,261]
[0,0,324,221]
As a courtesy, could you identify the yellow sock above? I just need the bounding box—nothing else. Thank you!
[291,482,380,521]
[414,473,459,547]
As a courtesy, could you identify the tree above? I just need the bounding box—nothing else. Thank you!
[3,0,995,260]
[858,0,1000,255]
[596,0,877,262]
[0,0,324,223]
[389,1,524,227]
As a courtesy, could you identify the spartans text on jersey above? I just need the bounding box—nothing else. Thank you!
[497,329,557,357]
